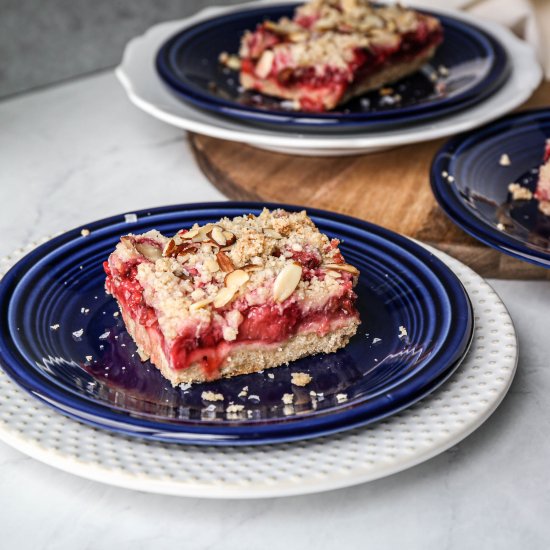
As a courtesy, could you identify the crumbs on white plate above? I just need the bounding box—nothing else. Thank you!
[291,372,312,387]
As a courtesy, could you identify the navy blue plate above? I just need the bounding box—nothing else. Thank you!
[0,203,473,445]
[155,3,509,131]
[431,108,550,269]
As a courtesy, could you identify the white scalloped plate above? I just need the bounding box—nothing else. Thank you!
[0,239,517,498]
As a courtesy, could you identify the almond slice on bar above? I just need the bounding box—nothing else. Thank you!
[213,270,250,309]
[213,287,237,308]
[180,228,200,240]
[324,263,360,276]
[216,251,235,272]
[241,263,263,272]
[189,297,213,312]
[255,50,274,78]
[263,228,283,239]
[211,226,227,246]
[224,269,250,289]
[223,231,236,245]
[273,262,302,303]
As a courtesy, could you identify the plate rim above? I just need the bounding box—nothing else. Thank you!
[154,2,510,129]
[0,201,473,445]
[430,107,550,270]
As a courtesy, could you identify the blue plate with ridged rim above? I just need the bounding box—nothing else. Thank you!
[155,3,510,131]
[0,203,473,445]
[431,108,550,269]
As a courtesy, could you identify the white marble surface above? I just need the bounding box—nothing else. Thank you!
[1,71,550,549]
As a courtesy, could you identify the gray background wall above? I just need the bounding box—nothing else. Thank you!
[0,0,250,99]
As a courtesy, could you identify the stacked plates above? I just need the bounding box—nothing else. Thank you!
[116,0,541,155]
[0,203,518,497]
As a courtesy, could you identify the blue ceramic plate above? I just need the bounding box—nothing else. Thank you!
[0,203,473,445]
[155,3,509,131]
[431,108,550,269]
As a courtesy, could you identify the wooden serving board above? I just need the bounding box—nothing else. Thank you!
[189,83,550,279]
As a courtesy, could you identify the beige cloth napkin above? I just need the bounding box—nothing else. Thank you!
[411,0,550,79]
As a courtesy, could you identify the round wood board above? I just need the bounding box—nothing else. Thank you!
[189,83,550,280]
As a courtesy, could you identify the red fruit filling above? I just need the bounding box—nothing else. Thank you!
[104,256,358,378]
[241,20,443,112]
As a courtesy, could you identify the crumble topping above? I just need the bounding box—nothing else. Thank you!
[226,403,245,413]
[336,392,348,403]
[109,208,358,342]
[282,393,294,405]
[499,154,511,166]
[291,372,312,386]
[201,391,224,402]
[238,0,440,78]
[508,183,533,201]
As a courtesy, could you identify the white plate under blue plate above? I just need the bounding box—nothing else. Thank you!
[0,203,472,445]
[116,0,541,155]
[431,108,550,269]
[155,3,509,130]
[0,236,517,498]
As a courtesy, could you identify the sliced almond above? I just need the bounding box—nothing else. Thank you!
[180,228,199,239]
[189,298,213,312]
[213,286,237,308]
[324,263,360,276]
[135,242,162,261]
[263,228,282,239]
[255,50,274,79]
[121,236,162,262]
[163,239,176,257]
[223,231,236,245]
[211,226,227,246]
[341,0,358,12]
[216,251,235,273]
[204,258,220,273]
[273,262,302,303]
[224,269,249,289]
[241,263,263,272]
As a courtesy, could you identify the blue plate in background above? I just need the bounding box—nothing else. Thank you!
[0,203,473,445]
[155,3,509,130]
[431,108,550,269]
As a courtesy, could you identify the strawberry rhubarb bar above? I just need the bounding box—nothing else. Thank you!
[535,139,550,216]
[104,209,360,385]
[234,0,443,112]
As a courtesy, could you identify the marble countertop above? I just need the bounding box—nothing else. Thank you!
[1,71,549,549]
